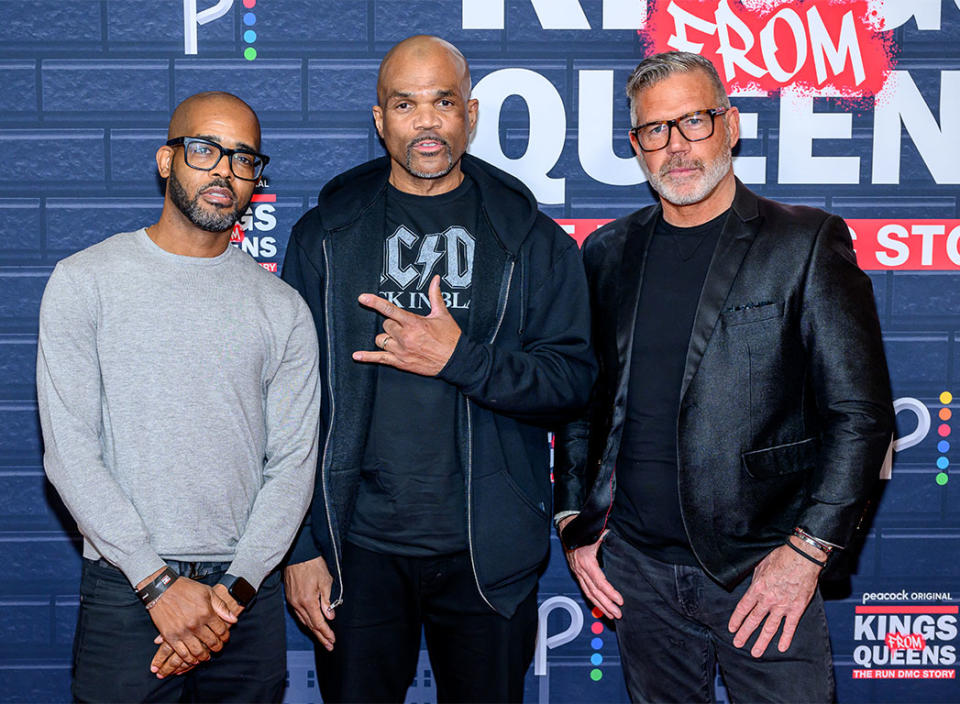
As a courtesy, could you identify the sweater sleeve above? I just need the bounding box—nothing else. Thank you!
[37,264,166,587]
[226,296,321,589]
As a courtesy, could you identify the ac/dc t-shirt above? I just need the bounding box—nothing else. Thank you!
[347,175,478,556]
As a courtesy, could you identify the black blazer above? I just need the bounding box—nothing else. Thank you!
[555,180,895,589]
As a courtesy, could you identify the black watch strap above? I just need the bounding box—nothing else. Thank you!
[137,566,179,611]
[219,574,256,607]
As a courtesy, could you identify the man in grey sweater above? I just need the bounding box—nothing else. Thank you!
[36,92,320,702]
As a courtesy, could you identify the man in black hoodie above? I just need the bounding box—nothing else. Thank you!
[281,35,595,703]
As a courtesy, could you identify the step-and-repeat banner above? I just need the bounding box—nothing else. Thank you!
[1,1,958,702]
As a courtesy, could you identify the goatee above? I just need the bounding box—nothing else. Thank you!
[168,169,243,233]
[404,136,455,179]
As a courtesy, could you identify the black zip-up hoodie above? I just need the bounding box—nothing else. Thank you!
[282,154,596,617]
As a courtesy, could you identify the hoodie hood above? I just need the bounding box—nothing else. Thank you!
[315,153,540,255]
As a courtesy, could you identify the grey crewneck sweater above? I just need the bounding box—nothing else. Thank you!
[37,229,320,589]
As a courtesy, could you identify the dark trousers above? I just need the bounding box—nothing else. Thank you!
[72,558,286,703]
[601,530,835,704]
[317,541,538,703]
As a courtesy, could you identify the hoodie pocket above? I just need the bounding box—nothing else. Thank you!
[473,471,550,588]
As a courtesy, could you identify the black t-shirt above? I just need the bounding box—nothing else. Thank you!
[609,209,728,566]
[347,175,478,556]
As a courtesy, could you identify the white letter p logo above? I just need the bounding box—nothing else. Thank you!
[184,0,234,55]
[535,596,584,676]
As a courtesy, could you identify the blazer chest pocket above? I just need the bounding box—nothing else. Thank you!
[722,300,784,326]
[741,437,817,479]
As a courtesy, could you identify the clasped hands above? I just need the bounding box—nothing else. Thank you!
[352,275,461,376]
[139,570,243,679]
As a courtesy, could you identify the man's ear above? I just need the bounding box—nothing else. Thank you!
[628,129,643,158]
[467,98,479,133]
[156,145,174,179]
[372,105,384,139]
[725,106,741,150]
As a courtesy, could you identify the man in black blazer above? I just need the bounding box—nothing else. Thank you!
[555,51,894,702]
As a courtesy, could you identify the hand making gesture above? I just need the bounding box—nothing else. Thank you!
[353,275,462,376]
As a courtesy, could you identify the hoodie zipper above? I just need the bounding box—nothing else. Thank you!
[321,238,344,610]
[465,257,515,613]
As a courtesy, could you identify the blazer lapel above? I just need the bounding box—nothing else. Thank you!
[616,207,659,370]
[680,181,762,400]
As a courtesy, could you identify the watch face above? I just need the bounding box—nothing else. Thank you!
[229,577,256,606]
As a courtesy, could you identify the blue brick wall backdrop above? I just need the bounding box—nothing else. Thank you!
[1,1,958,702]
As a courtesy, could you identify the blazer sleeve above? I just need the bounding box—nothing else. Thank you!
[553,415,590,520]
[796,214,895,547]
[552,230,610,547]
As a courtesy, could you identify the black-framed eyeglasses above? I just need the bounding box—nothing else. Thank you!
[166,137,270,181]
[629,108,729,152]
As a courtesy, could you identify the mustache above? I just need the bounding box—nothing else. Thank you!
[407,135,451,149]
[198,178,236,196]
[660,158,704,178]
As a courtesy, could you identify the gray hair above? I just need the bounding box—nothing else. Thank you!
[626,51,730,126]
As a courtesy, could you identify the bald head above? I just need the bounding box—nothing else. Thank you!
[168,91,261,148]
[377,35,471,107]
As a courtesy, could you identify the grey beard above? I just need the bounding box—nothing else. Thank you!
[405,140,454,179]
[641,131,733,206]
[168,169,242,233]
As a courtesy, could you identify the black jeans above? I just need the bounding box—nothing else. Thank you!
[72,558,286,703]
[317,541,538,703]
[601,530,835,704]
